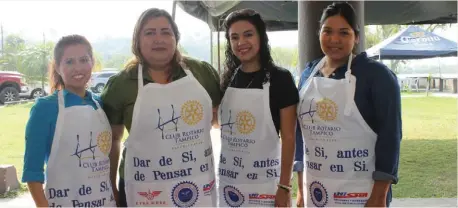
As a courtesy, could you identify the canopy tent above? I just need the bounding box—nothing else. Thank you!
[176,1,458,31]
[366,25,458,59]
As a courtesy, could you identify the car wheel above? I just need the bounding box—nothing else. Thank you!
[95,83,105,93]
[31,88,45,99]
[0,87,19,104]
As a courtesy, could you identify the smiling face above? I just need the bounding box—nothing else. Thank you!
[319,15,359,62]
[139,16,177,68]
[57,44,93,91]
[228,20,260,63]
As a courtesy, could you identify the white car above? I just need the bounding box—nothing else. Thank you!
[19,81,50,99]
[90,69,118,93]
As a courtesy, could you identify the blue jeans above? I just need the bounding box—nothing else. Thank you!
[294,124,304,172]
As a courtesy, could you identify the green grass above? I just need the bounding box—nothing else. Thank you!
[0,97,456,198]
[292,97,457,198]
[394,97,457,197]
[0,184,28,199]
[0,103,34,190]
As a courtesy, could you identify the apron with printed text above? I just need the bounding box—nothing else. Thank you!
[124,63,217,207]
[297,55,377,207]
[45,90,116,207]
[217,69,281,207]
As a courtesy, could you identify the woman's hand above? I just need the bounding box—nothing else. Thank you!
[365,195,387,207]
[27,182,49,207]
[274,188,291,207]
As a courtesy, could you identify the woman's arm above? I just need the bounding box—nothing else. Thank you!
[212,106,220,128]
[109,124,124,205]
[276,69,301,186]
[275,69,299,207]
[28,182,48,207]
[368,65,402,205]
[278,104,298,186]
[23,99,55,207]
[100,75,125,206]
[196,61,223,129]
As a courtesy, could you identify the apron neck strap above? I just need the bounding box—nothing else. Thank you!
[57,90,65,112]
[344,54,354,83]
[89,93,102,110]
[302,58,325,88]
[180,61,194,77]
[137,64,144,91]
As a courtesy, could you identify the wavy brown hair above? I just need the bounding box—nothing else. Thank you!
[49,34,93,93]
[124,8,182,72]
[220,9,276,93]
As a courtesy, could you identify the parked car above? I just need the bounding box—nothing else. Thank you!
[19,81,50,99]
[90,69,118,93]
[0,71,28,104]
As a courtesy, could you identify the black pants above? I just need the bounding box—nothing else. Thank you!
[118,178,127,207]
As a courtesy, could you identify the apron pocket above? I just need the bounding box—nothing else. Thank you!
[218,181,277,207]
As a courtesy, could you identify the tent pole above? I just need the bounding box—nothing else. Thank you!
[210,30,213,66]
[172,0,177,21]
[438,57,442,79]
[217,20,221,75]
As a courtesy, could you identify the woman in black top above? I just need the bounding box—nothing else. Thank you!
[217,9,299,207]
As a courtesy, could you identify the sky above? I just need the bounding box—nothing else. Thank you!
[0,0,457,66]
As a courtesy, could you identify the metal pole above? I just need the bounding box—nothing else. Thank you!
[210,30,213,66]
[172,0,177,21]
[42,32,46,91]
[217,29,221,75]
[1,23,3,57]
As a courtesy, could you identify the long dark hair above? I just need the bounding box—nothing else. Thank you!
[220,9,276,92]
[125,8,182,71]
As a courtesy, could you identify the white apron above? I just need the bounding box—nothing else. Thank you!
[45,90,115,207]
[217,69,281,207]
[124,63,216,207]
[297,55,377,207]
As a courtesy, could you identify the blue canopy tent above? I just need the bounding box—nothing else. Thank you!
[366,25,458,60]
[366,25,458,93]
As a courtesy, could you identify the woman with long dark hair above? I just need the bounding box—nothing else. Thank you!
[217,9,299,207]
[296,2,402,207]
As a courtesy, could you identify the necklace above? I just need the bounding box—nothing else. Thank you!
[245,78,254,88]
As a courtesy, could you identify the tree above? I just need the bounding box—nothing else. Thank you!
[271,47,296,68]
[92,51,104,72]
[211,42,227,73]
[178,44,188,55]
[18,41,54,89]
[0,34,26,71]
[104,54,130,70]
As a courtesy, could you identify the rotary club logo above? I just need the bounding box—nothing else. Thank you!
[236,111,256,135]
[181,100,203,126]
[316,98,338,121]
[97,130,112,156]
